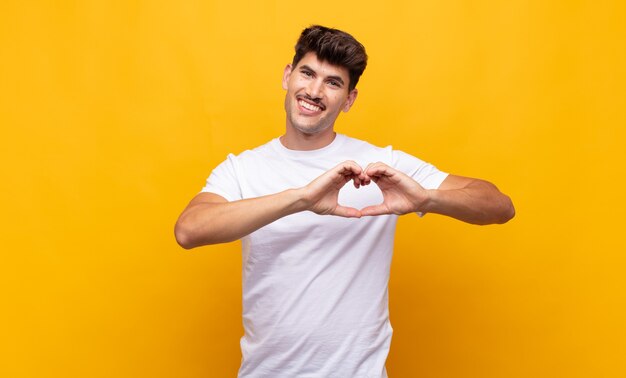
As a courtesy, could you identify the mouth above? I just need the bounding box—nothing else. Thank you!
[297,97,325,114]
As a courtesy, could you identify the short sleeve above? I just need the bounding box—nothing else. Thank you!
[392,150,448,190]
[200,154,243,202]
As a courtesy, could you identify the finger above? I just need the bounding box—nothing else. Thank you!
[339,168,362,184]
[331,205,362,218]
[363,162,394,184]
[327,167,359,189]
[338,164,363,180]
[367,166,402,186]
[365,162,395,178]
[360,204,391,217]
[357,171,370,187]
[336,161,366,187]
[355,169,368,185]
[357,164,372,185]
[339,172,361,188]
[363,162,375,180]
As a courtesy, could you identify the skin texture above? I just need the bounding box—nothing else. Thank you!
[175,53,515,249]
[360,162,515,225]
[280,52,357,151]
[175,161,367,248]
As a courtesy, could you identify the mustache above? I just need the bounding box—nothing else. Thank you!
[297,95,326,110]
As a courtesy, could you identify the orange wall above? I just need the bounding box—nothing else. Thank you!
[1,1,625,377]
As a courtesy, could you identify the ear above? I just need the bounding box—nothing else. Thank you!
[282,64,293,90]
[342,88,358,112]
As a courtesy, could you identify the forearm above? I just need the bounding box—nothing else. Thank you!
[422,180,515,225]
[176,161,365,248]
[175,189,306,248]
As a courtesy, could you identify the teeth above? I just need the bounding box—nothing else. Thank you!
[299,100,321,112]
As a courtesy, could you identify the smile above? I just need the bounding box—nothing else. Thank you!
[298,99,323,112]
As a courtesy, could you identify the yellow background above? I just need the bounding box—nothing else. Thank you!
[1,1,625,377]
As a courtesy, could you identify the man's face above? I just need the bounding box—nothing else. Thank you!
[282,52,358,136]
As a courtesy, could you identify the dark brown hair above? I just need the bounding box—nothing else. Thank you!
[292,25,368,91]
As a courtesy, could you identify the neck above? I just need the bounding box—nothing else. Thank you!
[280,126,336,151]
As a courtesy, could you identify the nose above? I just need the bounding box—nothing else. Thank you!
[306,78,324,100]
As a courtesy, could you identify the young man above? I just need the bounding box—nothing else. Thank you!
[175,25,514,378]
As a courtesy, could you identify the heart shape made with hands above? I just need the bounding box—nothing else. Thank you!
[308,161,429,218]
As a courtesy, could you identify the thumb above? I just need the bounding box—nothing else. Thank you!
[360,204,391,217]
[331,205,362,218]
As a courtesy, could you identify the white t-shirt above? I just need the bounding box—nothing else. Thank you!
[202,134,448,378]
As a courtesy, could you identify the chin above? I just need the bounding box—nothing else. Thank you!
[288,115,330,135]
[293,123,331,135]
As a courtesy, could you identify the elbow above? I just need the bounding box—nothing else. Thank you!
[496,196,515,224]
[175,217,221,249]
[174,220,198,250]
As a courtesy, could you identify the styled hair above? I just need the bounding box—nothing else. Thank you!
[292,25,368,91]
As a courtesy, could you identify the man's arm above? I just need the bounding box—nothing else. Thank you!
[174,161,366,249]
[426,174,515,224]
[360,162,515,225]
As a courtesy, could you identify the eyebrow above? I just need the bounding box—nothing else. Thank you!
[300,65,345,86]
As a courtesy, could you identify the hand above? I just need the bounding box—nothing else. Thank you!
[360,162,430,216]
[301,161,367,218]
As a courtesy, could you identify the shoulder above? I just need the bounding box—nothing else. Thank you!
[221,138,278,163]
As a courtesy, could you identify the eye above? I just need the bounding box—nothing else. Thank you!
[328,80,340,87]
[301,70,313,77]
